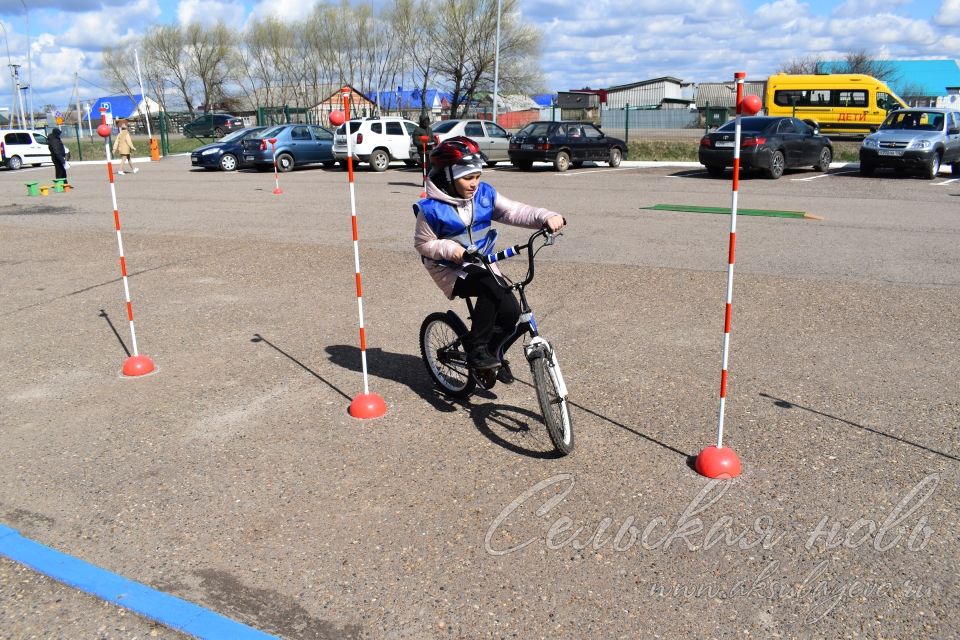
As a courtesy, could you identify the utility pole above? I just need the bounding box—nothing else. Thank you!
[19,0,32,129]
[11,63,24,126]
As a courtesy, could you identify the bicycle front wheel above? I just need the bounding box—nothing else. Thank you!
[530,350,574,454]
[420,312,476,398]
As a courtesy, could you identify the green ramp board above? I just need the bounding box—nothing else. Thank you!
[643,204,823,220]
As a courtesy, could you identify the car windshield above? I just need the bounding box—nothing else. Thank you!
[34,133,48,144]
[432,121,458,133]
[880,111,944,131]
[336,122,363,135]
[717,117,770,134]
[220,128,259,143]
[517,122,552,137]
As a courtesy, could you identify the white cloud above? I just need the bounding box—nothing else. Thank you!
[59,0,160,49]
[246,0,322,24]
[177,0,247,29]
[933,0,960,26]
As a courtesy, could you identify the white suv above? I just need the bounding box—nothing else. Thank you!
[333,117,419,171]
[1,129,70,170]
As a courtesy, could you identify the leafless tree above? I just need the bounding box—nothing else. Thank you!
[777,55,823,75]
[839,50,895,81]
[184,22,232,112]
[143,25,196,116]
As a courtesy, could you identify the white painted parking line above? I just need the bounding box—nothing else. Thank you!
[790,169,860,181]
[555,167,635,176]
[933,178,959,186]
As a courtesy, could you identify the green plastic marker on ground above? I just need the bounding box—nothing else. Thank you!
[644,204,824,220]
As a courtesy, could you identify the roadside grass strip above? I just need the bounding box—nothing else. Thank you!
[642,203,824,220]
[0,525,277,640]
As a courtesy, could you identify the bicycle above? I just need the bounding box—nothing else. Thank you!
[418,225,574,455]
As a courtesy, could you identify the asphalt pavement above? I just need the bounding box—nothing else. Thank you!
[1,156,958,639]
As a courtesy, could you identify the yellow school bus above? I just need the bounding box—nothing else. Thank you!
[765,73,907,135]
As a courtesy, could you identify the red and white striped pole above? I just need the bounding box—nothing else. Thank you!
[269,138,282,195]
[97,109,155,377]
[695,71,760,479]
[338,90,387,419]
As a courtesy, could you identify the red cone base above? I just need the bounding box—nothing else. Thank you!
[121,354,156,377]
[349,392,387,419]
[273,187,283,195]
[419,191,426,198]
[695,445,742,479]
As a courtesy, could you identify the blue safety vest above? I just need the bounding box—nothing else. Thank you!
[414,182,498,259]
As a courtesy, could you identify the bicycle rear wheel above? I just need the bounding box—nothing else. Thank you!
[420,312,476,398]
[530,349,574,454]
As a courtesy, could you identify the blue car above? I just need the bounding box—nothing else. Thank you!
[190,127,267,171]
[241,124,336,172]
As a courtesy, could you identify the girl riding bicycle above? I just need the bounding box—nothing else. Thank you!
[414,136,565,375]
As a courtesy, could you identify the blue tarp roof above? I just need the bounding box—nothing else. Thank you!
[90,94,144,119]
[819,59,960,97]
[531,93,555,107]
[369,89,452,110]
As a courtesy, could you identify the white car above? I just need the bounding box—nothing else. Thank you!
[431,119,512,166]
[1,129,70,170]
[332,117,419,171]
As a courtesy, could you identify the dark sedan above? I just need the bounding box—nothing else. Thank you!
[241,124,336,172]
[699,116,833,179]
[508,121,627,171]
[190,126,267,171]
[182,113,246,138]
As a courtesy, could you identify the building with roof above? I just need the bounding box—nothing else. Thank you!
[89,94,160,120]
[605,77,694,109]
[367,88,451,118]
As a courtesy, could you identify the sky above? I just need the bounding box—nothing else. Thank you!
[0,0,957,114]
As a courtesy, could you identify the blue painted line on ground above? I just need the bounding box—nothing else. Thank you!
[0,525,277,640]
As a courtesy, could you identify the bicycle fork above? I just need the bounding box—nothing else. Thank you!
[524,336,569,398]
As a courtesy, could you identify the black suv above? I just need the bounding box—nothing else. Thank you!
[182,114,245,138]
[508,120,627,171]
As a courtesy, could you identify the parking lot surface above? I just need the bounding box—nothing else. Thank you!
[1,158,958,638]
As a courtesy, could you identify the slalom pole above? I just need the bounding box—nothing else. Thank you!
[97,109,155,377]
[336,91,387,419]
[694,71,761,479]
[269,139,282,194]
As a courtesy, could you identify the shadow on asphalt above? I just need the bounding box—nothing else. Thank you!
[252,333,351,401]
[760,392,959,463]
[99,308,131,357]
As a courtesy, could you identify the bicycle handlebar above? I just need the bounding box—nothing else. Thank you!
[465,221,565,289]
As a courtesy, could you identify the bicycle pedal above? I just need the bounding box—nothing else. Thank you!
[475,368,499,389]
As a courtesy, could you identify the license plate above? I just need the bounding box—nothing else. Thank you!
[244,155,254,161]
[878,150,902,156]
[714,141,734,148]
[522,143,534,149]
[191,158,198,165]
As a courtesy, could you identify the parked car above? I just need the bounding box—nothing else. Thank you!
[698,116,833,179]
[508,121,626,172]
[190,126,267,171]
[1,129,70,170]
[182,113,245,138]
[859,108,960,179]
[332,117,420,171]
[432,119,512,166]
[241,124,336,172]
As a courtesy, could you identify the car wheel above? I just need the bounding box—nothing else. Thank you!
[218,153,238,171]
[485,160,498,168]
[706,165,725,177]
[923,152,941,180]
[859,162,875,176]
[953,162,960,176]
[765,150,785,179]
[608,147,623,168]
[554,151,570,172]
[403,159,417,167]
[214,127,225,138]
[814,147,832,172]
[7,155,22,170]
[370,149,390,172]
[323,160,337,168]
[276,152,295,172]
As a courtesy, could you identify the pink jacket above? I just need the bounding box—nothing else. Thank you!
[414,178,560,299]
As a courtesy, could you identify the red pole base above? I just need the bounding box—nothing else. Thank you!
[273,187,283,195]
[695,445,742,479]
[419,191,426,198]
[349,392,387,419]
[121,354,156,378]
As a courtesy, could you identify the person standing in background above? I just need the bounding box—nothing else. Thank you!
[46,128,68,184]
[113,120,138,174]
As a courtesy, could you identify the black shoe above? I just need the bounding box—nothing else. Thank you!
[468,345,500,371]
[496,359,514,384]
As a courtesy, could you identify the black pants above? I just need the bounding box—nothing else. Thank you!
[52,156,67,181]
[452,270,520,355]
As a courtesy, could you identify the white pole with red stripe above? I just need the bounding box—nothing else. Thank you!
[269,138,282,195]
[695,71,760,479]
[97,109,155,377]
[338,90,386,419]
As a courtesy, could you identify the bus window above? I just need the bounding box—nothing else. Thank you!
[837,90,867,107]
